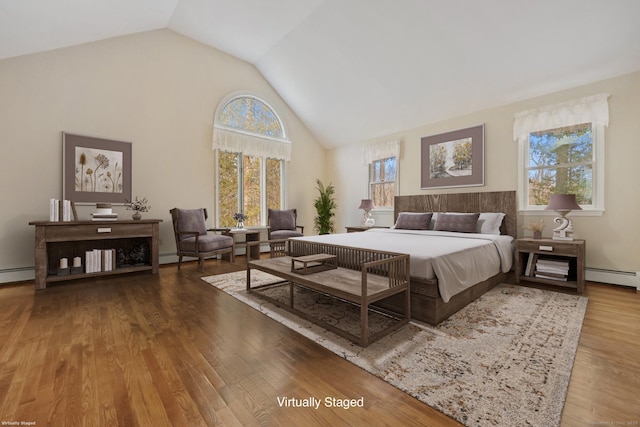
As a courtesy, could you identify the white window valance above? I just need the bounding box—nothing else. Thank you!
[213,126,291,161]
[513,93,610,143]
[362,139,400,164]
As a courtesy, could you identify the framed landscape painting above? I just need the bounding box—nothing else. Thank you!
[62,132,132,204]
[421,124,484,189]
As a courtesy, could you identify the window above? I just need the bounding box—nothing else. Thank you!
[526,124,594,207]
[369,156,397,208]
[213,94,290,227]
[514,94,609,213]
[363,140,400,209]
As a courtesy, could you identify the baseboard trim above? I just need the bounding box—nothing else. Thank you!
[0,267,35,284]
[586,268,640,290]
[4,263,637,290]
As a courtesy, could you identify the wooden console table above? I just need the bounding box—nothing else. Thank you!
[29,219,162,289]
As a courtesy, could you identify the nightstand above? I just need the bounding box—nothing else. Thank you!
[345,225,389,233]
[514,238,585,293]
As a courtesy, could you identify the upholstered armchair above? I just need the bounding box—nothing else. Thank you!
[170,208,234,271]
[267,208,304,240]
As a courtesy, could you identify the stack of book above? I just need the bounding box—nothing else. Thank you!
[85,249,117,273]
[91,203,118,221]
[534,258,570,281]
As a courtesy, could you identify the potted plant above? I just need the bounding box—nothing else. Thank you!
[523,219,545,239]
[125,196,150,220]
[313,179,337,234]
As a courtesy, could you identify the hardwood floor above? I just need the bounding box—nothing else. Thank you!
[0,259,638,426]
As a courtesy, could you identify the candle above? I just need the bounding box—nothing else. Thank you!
[73,257,82,268]
[59,258,68,269]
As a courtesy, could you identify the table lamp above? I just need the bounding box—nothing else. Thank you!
[544,194,582,240]
[359,199,376,226]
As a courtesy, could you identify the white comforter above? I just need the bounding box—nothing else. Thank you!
[292,229,514,303]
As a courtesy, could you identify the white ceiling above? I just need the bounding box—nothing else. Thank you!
[2,0,640,148]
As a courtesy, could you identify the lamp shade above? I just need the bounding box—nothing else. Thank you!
[358,199,376,211]
[544,194,582,213]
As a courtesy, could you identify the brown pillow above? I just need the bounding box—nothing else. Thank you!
[394,212,433,230]
[269,209,296,230]
[434,213,480,233]
[176,208,208,239]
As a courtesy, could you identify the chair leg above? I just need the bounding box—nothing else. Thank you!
[178,255,183,269]
[198,256,205,272]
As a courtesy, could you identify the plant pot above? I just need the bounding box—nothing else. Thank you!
[132,212,142,220]
[533,231,542,239]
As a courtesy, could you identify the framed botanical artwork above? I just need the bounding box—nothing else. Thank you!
[62,132,132,204]
[421,124,484,189]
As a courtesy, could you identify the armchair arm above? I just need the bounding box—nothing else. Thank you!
[296,225,304,234]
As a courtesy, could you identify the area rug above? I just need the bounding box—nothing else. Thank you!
[202,271,588,427]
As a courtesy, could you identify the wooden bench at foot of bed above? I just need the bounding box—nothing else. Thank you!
[247,240,410,346]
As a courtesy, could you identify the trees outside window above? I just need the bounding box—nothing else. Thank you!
[527,123,593,207]
[369,156,397,208]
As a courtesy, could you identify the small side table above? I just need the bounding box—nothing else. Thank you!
[228,228,261,259]
[345,225,389,233]
[514,238,585,293]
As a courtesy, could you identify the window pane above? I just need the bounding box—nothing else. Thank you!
[528,165,593,206]
[529,123,592,167]
[243,156,261,226]
[384,157,397,180]
[370,157,396,183]
[371,182,395,208]
[218,152,239,227]
[266,158,281,210]
[219,97,283,138]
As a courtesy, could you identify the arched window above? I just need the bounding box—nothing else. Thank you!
[213,94,290,227]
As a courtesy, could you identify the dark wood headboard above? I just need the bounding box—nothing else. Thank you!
[394,191,517,238]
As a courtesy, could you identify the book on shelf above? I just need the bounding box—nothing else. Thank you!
[91,214,119,221]
[534,272,568,281]
[49,199,77,222]
[535,258,570,274]
[85,249,117,273]
[91,203,118,221]
[525,253,538,276]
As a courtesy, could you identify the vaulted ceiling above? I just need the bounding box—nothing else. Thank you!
[2,0,640,148]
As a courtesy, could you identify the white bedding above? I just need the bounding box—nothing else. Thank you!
[292,228,514,303]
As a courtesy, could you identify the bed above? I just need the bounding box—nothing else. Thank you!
[293,190,516,325]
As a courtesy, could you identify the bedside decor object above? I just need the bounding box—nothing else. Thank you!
[545,194,582,241]
[524,219,545,239]
[233,212,248,229]
[358,199,376,226]
[125,196,150,220]
[91,202,118,221]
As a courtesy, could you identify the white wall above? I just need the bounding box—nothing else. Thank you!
[0,29,326,282]
[328,71,640,276]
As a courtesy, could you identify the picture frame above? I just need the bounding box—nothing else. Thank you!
[421,124,484,189]
[62,132,132,205]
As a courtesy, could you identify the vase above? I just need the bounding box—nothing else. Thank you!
[236,221,244,229]
[533,230,542,239]
[132,212,142,220]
